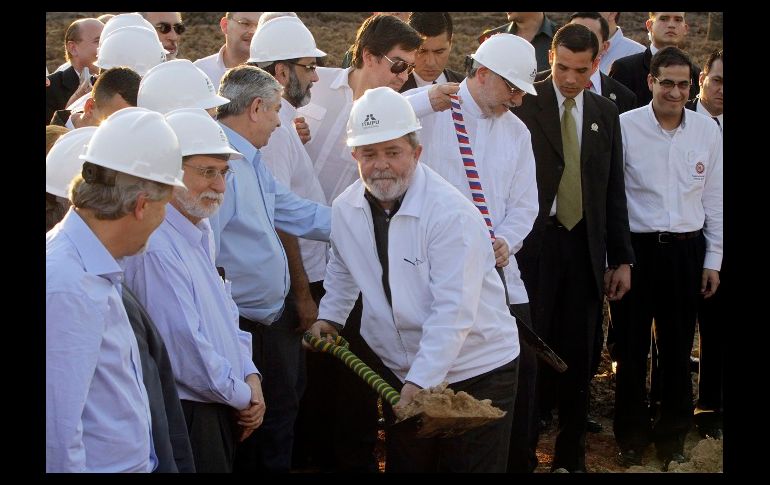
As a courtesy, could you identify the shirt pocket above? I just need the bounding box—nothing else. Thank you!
[298,102,327,142]
[679,150,708,191]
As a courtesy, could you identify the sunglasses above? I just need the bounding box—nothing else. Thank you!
[382,54,415,75]
[154,22,186,35]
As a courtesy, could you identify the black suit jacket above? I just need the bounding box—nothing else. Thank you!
[535,69,637,114]
[685,98,698,111]
[398,68,464,93]
[609,47,700,109]
[46,66,80,125]
[512,78,634,296]
[122,284,196,473]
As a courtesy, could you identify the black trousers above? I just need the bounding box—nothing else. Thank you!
[695,257,725,429]
[507,303,538,473]
[610,232,704,456]
[181,400,238,473]
[373,356,519,473]
[528,219,602,472]
[293,293,379,472]
[234,294,306,473]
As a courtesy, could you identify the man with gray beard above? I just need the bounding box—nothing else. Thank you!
[123,109,266,473]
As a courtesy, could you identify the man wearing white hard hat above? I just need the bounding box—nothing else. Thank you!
[46,121,196,473]
[412,32,539,473]
[194,12,263,88]
[123,108,265,473]
[246,15,334,471]
[209,65,331,473]
[512,23,634,472]
[46,107,185,472]
[138,59,230,115]
[306,87,520,473]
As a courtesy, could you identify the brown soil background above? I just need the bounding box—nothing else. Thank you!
[45,12,723,473]
[46,12,722,74]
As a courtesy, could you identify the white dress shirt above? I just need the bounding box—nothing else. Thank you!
[587,69,602,96]
[549,79,585,216]
[261,97,330,283]
[620,103,723,270]
[413,70,446,87]
[318,164,519,388]
[600,26,646,75]
[193,45,228,89]
[415,81,538,304]
[298,66,437,204]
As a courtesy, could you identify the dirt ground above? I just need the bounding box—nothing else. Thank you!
[46,12,723,74]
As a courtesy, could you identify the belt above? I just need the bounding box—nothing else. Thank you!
[635,230,702,244]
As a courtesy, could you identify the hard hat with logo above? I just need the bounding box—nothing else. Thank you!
[138,60,230,114]
[247,16,326,63]
[164,108,243,159]
[95,26,167,76]
[46,127,98,198]
[79,107,186,188]
[470,33,538,96]
[346,87,421,147]
[100,13,156,46]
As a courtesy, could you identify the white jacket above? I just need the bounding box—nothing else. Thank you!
[318,163,519,388]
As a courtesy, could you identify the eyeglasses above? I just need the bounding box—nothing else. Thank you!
[288,61,318,72]
[653,76,691,91]
[499,74,524,95]
[231,18,258,30]
[154,22,186,35]
[382,54,416,75]
[183,163,233,180]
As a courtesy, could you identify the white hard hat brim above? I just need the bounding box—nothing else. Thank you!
[181,146,243,160]
[193,94,231,110]
[346,126,421,148]
[247,47,327,63]
[79,153,187,188]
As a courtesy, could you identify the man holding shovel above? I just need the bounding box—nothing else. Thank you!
[306,86,520,472]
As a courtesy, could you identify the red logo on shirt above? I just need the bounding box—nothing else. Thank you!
[695,162,705,174]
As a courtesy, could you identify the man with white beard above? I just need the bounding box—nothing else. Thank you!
[306,87,520,472]
[123,109,266,473]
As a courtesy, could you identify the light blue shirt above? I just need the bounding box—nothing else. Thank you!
[123,205,260,409]
[46,208,156,472]
[209,123,331,324]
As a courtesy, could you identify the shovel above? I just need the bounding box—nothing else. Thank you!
[303,332,505,438]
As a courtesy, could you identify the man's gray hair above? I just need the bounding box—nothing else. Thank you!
[404,131,420,149]
[217,65,282,118]
[69,168,171,220]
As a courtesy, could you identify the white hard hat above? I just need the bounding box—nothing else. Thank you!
[46,127,98,198]
[100,13,156,46]
[138,60,230,114]
[346,87,421,147]
[247,16,326,63]
[95,26,167,76]
[79,107,185,188]
[164,108,242,159]
[471,33,538,96]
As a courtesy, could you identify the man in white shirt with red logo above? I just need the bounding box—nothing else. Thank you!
[611,46,722,470]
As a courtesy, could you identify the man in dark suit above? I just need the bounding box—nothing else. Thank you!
[687,48,723,441]
[609,12,699,108]
[512,23,634,472]
[399,12,463,93]
[479,12,557,72]
[46,18,103,125]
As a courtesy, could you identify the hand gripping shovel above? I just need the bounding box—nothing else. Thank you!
[303,332,506,438]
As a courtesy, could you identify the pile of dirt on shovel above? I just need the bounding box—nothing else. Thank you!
[396,382,506,421]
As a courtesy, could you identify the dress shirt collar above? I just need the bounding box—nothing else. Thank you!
[695,96,723,126]
[330,66,355,91]
[458,79,484,118]
[62,207,123,281]
[609,26,625,45]
[645,100,690,132]
[552,77,585,114]
[589,69,602,94]
[280,97,297,119]
[219,122,258,164]
[164,203,208,248]
[413,70,447,88]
